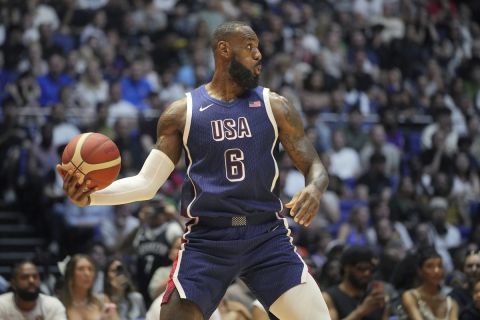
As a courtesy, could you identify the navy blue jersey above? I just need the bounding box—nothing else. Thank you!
[181,85,283,218]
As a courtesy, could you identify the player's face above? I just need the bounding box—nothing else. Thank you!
[12,263,41,301]
[228,27,262,90]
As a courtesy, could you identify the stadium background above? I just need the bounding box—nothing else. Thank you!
[1,0,480,318]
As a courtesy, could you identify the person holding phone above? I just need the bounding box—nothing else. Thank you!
[103,258,146,320]
[323,246,388,320]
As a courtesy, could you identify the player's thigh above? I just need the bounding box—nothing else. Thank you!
[269,273,331,320]
[241,220,306,308]
[160,288,204,320]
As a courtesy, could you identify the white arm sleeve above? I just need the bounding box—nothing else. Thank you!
[90,149,175,206]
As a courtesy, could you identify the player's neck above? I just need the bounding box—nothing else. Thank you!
[208,73,246,102]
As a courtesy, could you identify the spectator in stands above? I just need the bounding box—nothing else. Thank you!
[338,205,370,246]
[389,175,425,231]
[107,81,139,128]
[6,70,41,107]
[37,53,74,107]
[126,201,183,305]
[342,106,369,152]
[100,204,140,253]
[120,60,152,110]
[429,197,462,273]
[316,257,342,290]
[422,107,459,155]
[113,117,146,174]
[328,129,362,180]
[367,199,413,252]
[75,59,109,114]
[450,151,480,226]
[360,124,401,176]
[459,279,480,320]
[450,250,480,310]
[379,106,405,150]
[88,242,109,294]
[60,254,119,320]
[0,261,66,319]
[399,246,459,319]
[103,258,145,319]
[357,152,392,198]
[324,246,387,320]
[420,129,454,177]
[88,101,116,139]
[50,103,81,149]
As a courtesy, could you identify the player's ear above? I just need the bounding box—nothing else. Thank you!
[217,40,231,59]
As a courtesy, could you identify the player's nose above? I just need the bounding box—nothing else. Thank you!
[253,48,262,61]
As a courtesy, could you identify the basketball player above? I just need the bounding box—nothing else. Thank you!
[58,21,331,320]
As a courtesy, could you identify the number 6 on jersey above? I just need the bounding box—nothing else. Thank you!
[224,148,245,182]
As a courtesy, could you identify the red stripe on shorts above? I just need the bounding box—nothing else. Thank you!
[161,255,180,305]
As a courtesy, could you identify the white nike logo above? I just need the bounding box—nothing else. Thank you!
[199,103,214,112]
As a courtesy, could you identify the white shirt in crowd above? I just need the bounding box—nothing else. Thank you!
[0,292,67,320]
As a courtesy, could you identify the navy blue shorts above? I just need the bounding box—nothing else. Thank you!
[162,217,307,319]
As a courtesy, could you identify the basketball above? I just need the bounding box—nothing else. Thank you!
[61,132,121,190]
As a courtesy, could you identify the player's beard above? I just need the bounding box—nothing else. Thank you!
[229,55,259,90]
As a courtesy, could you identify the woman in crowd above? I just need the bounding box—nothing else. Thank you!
[400,247,458,319]
[103,258,146,319]
[61,254,119,320]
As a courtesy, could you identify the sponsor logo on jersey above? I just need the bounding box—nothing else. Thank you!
[199,103,214,112]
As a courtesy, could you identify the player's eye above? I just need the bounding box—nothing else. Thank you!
[247,44,252,50]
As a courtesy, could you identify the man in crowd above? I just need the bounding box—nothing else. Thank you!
[0,261,66,319]
[324,246,387,320]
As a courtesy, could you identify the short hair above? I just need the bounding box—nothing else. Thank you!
[340,246,375,269]
[11,261,37,280]
[211,21,250,51]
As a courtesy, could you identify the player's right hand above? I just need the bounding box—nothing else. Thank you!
[56,165,96,207]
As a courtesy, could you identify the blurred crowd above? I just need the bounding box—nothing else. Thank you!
[2,0,480,319]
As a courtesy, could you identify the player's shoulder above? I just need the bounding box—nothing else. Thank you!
[267,90,289,107]
[266,90,297,123]
[165,97,188,114]
[158,97,188,132]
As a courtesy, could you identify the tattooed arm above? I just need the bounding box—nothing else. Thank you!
[270,92,329,227]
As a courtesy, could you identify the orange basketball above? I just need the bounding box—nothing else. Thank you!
[61,132,121,190]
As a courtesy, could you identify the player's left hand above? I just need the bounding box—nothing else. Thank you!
[285,184,322,227]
